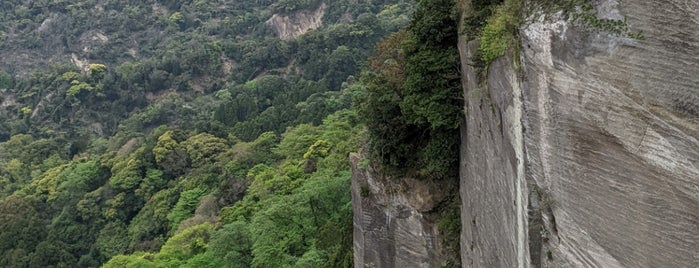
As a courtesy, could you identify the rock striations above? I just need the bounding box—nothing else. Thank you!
[352,0,698,267]
[457,0,699,267]
[518,0,699,266]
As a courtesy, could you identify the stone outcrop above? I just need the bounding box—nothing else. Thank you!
[350,153,454,268]
[458,0,699,267]
[266,3,326,40]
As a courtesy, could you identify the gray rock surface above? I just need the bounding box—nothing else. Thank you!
[520,0,699,266]
[458,0,698,267]
[458,36,530,268]
[351,153,450,268]
[354,0,698,267]
[266,3,326,40]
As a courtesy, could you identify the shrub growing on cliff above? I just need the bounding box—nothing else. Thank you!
[479,0,521,64]
[478,0,644,64]
[356,0,462,180]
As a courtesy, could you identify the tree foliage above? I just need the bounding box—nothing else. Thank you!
[0,0,419,266]
[356,0,462,180]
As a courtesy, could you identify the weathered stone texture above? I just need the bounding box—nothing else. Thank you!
[519,0,699,267]
[456,0,698,267]
[458,36,530,268]
[351,154,450,268]
[356,0,698,267]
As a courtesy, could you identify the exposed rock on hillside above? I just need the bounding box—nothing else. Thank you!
[266,3,327,40]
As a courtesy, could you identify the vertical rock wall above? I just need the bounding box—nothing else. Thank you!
[457,37,530,268]
[351,154,453,268]
[354,1,698,267]
[458,0,699,267]
[520,0,699,266]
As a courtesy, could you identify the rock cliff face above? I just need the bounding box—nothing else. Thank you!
[350,154,454,268]
[266,3,327,40]
[459,0,699,267]
[458,38,529,267]
[353,0,698,267]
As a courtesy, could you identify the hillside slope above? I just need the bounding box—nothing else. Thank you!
[0,0,415,267]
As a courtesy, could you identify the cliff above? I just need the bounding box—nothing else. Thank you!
[350,153,457,267]
[353,0,698,267]
[459,0,698,267]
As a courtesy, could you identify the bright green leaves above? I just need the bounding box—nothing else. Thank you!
[276,124,322,160]
[247,164,282,198]
[157,223,214,264]
[303,140,331,160]
[60,71,81,82]
[66,79,94,97]
[109,157,144,191]
[479,0,521,64]
[20,106,31,116]
[63,64,107,97]
[5,158,28,184]
[102,252,157,268]
[88,63,107,80]
[153,131,189,176]
[181,133,228,168]
[167,188,208,232]
[104,223,216,268]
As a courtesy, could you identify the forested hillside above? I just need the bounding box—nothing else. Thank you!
[0,0,415,266]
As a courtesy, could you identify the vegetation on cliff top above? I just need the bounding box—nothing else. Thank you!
[475,0,644,65]
[356,0,462,181]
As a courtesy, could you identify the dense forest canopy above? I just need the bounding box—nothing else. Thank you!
[0,0,472,266]
[0,0,418,266]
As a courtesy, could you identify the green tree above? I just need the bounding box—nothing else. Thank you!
[153,131,190,176]
[207,221,252,267]
[167,188,208,231]
[181,133,228,168]
[109,157,144,191]
[96,222,130,259]
[0,196,45,257]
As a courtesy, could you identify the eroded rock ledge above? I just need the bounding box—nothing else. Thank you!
[350,153,453,268]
